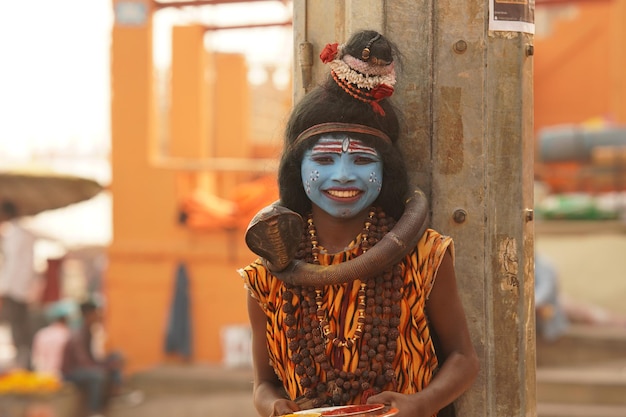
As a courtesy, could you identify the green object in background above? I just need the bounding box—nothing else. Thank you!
[536,193,620,220]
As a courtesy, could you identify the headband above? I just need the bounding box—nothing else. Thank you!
[294,122,392,147]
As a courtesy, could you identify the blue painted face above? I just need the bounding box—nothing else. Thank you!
[301,135,383,219]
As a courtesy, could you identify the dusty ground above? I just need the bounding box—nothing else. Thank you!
[536,220,626,317]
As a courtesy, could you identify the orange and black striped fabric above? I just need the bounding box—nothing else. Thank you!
[240,228,453,405]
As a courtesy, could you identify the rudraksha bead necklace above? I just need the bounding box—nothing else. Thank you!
[283,207,403,407]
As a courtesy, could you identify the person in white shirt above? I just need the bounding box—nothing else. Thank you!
[0,200,39,369]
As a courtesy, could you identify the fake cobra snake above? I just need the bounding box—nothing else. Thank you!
[244,188,429,287]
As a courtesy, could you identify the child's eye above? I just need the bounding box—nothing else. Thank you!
[354,156,379,165]
[311,155,335,165]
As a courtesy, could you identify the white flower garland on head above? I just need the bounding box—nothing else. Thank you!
[327,53,396,90]
[328,59,396,90]
[318,41,396,115]
[342,55,394,76]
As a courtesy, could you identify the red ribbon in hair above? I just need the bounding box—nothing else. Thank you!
[369,84,394,116]
[371,84,394,101]
[320,43,339,63]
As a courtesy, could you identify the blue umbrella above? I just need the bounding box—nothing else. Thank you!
[164,262,193,359]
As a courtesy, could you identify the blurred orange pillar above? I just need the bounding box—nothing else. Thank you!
[108,1,253,373]
[109,0,176,372]
[213,53,252,196]
[170,25,216,198]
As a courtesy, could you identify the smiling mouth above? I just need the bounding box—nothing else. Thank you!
[325,189,361,198]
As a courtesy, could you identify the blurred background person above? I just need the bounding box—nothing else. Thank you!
[536,251,626,344]
[0,200,40,369]
[535,252,570,342]
[31,300,76,378]
[61,300,142,417]
[61,300,117,417]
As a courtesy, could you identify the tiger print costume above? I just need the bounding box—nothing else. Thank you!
[239,228,453,408]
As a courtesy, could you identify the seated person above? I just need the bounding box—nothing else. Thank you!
[536,252,626,343]
[61,300,124,417]
[535,252,569,342]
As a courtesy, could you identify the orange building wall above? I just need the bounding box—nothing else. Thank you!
[106,239,254,372]
[534,0,626,132]
[108,2,267,373]
[533,0,626,192]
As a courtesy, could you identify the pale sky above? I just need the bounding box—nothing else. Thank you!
[0,0,113,162]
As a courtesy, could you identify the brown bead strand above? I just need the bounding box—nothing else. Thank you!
[283,207,402,407]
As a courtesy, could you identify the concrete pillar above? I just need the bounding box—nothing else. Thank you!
[293,1,536,415]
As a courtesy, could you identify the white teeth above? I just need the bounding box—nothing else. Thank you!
[327,189,359,198]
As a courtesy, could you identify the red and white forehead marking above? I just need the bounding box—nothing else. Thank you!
[311,137,378,156]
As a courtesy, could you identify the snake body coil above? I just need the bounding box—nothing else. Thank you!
[244,188,429,286]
